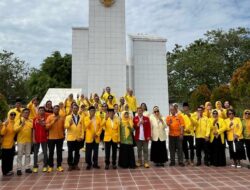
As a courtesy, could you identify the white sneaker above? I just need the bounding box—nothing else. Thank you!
[236,164,242,168]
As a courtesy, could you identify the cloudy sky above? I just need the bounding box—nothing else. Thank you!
[0,0,249,68]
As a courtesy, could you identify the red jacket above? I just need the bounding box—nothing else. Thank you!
[133,116,151,141]
[33,114,48,143]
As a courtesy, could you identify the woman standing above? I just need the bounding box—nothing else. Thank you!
[209,110,227,166]
[225,109,246,168]
[1,112,16,176]
[242,109,250,169]
[118,111,136,169]
[141,103,150,117]
[150,106,168,166]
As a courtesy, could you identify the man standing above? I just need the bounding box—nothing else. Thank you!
[125,88,137,116]
[166,105,185,167]
[14,108,33,175]
[33,106,49,173]
[65,104,85,171]
[133,107,151,168]
[85,106,102,170]
[103,109,120,169]
[101,86,117,104]
[8,98,23,122]
[46,105,65,172]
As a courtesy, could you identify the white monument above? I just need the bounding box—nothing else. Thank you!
[72,0,169,114]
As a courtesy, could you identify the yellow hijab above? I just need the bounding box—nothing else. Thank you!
[121,112,133,139]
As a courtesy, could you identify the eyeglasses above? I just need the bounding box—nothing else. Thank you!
[154,110,159,113]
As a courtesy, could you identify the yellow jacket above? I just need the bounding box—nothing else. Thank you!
[181,113,195,136]
[193,116,210,138]
[77,98,90,108]
[64,98,75,115]
[1,120,16,149]
[225,117,243,141]
[124,94,137,112]
[103,117,120,143]
[101,92,117,104]
[64,114,85,141]
[8,108,23,122]
[14,117,33,144]
[27,101,37,120]
[84,116,102,143]
[208,118,227,144]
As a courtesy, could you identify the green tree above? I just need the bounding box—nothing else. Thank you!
[167,27,250,102]
[27,51,72,100]
[0,50,30,103]
[189,84,211,111]
[0,94,9,121]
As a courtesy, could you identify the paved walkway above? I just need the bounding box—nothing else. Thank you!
[1,157,250,190]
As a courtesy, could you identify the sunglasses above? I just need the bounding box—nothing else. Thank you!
[10,113,16,116]
[245,112,250,115]
[154,110,159,113]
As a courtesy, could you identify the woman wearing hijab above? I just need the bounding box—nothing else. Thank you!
[242,109,250,169]
[118,111,136,169]
[150,106,168,166]
[215,101,227,119]
[1,112,16,176]
[203,102,212,118]
[225,109,246,168]
[209,110,227,166]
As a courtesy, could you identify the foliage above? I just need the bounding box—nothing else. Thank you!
[210,85,233,107]
[167,27,250,102]
[0,50,30,104]
[27,51,72,100]
[0,94,9,121]
[189,84,211,111]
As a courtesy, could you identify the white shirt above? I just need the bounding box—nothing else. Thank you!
[150,115,167,141]
[139,116,145,140]
[72,114,79,124]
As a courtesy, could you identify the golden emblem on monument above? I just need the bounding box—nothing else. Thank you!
[100,0,116,7]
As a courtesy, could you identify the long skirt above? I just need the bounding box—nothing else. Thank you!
[210,137,226,166]
[228,140,246,160]
[150,140,168,163]
[118,144,136,168]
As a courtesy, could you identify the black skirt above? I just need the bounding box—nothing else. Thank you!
[150,140,168,163]
[118,144,136,168]
[210,137,226,166]
[228,140,246,160]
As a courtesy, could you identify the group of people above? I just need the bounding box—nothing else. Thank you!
[0,86,250,177]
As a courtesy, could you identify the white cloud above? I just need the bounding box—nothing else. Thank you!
[0,0,249,67]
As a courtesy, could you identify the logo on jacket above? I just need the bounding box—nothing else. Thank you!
[100,0,116,7]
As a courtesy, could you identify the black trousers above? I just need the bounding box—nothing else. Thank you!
[105,140,117,166]
[67,140,83,167]
[48,139,64,167]
[245,139,250,162]
[1,147,15,175]
[196,138,210,163]
[169,136,183,164]
[183,136,194,161]
[85,141,99,166]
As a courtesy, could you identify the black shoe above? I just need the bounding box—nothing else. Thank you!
[169,162,175,166]
[204,162,210,167]
[25,169,32,173]
[248,165,250,169]
[112,165,117,169]
[86,165,91,170]
[4,171,14,176]
[196,162,201,166]
[105,165,109,170]
[93,165,101,169]
[160,163,165,167]
[179,163,185,167]
[155,163,160,167]
[17,170,22,176]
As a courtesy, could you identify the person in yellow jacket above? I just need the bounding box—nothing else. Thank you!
[125,88,137,116]
[192,106,210,166]
[77,94,91,108]
[118,97,126,112]
[215,101,227,119]
[84,106,103,170]
[242,109,250,169]
[208,110,227,166]
[59,102,66,118]
[14,108,33,176]
[8,98,23,122]
[27,97,38,120]
[203,102,212,118]
[103,108,120,170]
[64,94,75,115]
[65,104,85,171]
[107,95,115,109]
[1,112,16,176]
[181,103,195,166]
[89,93,102,111]
[225,109,246,168]
[101,87,117,104]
